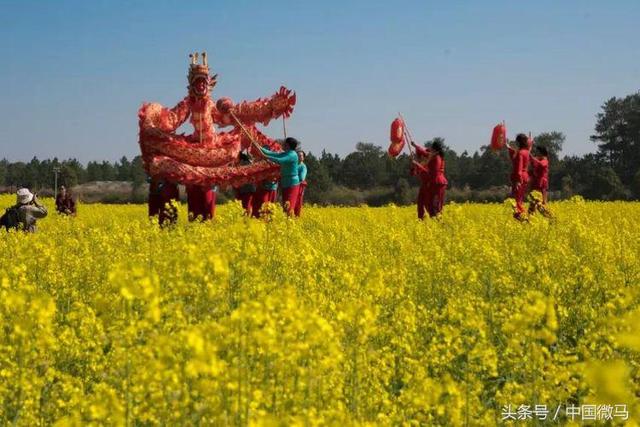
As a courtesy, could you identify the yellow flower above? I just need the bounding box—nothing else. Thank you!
[0,194,638,425]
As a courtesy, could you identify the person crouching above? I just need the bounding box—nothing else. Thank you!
[0,188,48,232]
[55,185,77,216]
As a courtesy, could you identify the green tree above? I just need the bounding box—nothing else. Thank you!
[590,92,640,185]
[87,161,103,182]
[0,159,7,186]
[393,178,413,205]
[61,159,86,187]
[319,150,342,183]
[131,156,147,189]
[25,157,41,190]
[339,142,388,189]
[456,151,476,188]
[470,146,510,189]
[117,156,131,181]
[584,166,630,200]
[6,162,27,189]
[100,161,117,181]
[305,152,332,193]
[384,153,413,187]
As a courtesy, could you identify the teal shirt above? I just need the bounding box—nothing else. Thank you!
[260,147,300,188]
[298,162,307,182]
[263,180,278,191]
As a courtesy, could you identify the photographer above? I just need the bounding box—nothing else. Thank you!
[1,188,48,232]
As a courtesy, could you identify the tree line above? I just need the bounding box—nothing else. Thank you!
[1,91,639,204]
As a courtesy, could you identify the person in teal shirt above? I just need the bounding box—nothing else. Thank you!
[295,151,307,216]
[258,137,300,215]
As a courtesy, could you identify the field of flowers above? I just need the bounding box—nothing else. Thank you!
[1,194,639,426]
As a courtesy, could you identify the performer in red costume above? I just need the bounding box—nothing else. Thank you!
[410,141,432,220]
[234,152,256,216]
[529,145,550,212]
[187,185,216,221]
[235,184,256,216]
[505,134,531,219]
[138,51,296,222]
[252,178,278,218]
[425,140,447,217]
[148,179,179,226]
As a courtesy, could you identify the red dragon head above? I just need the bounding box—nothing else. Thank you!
[188,52,217,98]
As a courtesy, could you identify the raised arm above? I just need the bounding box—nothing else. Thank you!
[529,155,542,166]
[214,86,296,127]
[260,147,291,163]
[25,197,48,219]
[411,141,432,158]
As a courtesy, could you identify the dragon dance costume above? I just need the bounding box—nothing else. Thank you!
[138,51,296,222]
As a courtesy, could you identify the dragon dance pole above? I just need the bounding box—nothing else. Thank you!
[228,111,258,144]
[398,112,415,158]
[228,111,269,161]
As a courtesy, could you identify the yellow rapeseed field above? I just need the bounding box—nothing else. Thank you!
[1,195,639,426]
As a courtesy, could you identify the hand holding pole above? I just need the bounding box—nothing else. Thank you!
[229,111,267,159]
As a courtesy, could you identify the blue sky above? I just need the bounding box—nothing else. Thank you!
[0,0,638,162]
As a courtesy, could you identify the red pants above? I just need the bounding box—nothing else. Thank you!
[235,192,254,216]
[251,189,277,218]
[417,183,429,220]
[511,179,529,214]
[187,185,216,221]
[149,181,179,226]
[427,184,446,217]
[282,185,300,216]
[294,185,306,217]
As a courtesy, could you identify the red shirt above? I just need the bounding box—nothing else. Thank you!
[427,155,447,185]
[411,161,430,184]
[530,156,549,189]
[509,147,530,183]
